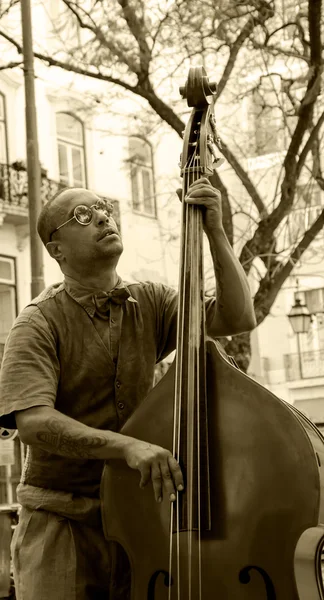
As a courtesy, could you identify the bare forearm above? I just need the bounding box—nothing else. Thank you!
[16,405,129,460]
[15,405,184,502]
[207,227,256,332]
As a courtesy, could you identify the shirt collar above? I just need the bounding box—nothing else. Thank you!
[64,274,137,318]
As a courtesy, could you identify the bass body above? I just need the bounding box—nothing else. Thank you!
[101,339,324,600]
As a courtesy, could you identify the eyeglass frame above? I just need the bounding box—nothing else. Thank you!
[49,199,114,241]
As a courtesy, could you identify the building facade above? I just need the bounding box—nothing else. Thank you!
[0,0,324,506]
[0,1,186,504]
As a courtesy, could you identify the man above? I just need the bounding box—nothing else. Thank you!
[0,177,256,599]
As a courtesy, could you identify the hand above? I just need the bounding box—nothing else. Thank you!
[123,438,184,503]
[177,176,223,233]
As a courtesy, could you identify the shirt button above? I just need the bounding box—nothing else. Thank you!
[116,381,121,388]
[117,402,124,410]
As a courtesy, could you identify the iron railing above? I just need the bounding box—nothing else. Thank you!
[0,162,120,228]
[284,349,324,381]
[0,163,62,210]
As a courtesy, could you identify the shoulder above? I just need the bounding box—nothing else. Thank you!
[10,282,65,335]
[125,281,178,328]
[126,280,177,303]
[29,281,65,307]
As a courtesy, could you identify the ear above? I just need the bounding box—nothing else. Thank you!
[46,240,64,262]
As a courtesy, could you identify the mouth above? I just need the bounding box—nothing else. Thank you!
[98,229,118,241]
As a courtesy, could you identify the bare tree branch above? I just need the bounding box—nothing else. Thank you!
[0,0,323,371]
[0,60,22,70]
[254,206,324,323]
[117,0,151,76]
[217,1,275,98]
[297,110,324,179]
[0,28,139,91]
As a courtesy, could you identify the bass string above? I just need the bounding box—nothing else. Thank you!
[170,158,192,600]
[170,142,204,599]
[172,142,195,457]
[187,168,196,599]
[185,148,204,600]
[190,150,206,599]
[181,157,196,598]
[194,165,202,600]
[187,152,201,599]
[191,153,204,599]
[187,152,205,599]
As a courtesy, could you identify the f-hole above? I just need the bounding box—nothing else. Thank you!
[148,569,173,599]
[239,565,276,599]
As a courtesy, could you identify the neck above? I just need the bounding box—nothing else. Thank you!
[63,264,119,291]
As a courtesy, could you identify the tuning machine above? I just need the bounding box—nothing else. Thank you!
[207,137,224,169]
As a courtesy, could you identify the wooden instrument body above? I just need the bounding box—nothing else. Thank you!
[101,339,324,599]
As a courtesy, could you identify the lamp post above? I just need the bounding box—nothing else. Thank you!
[287,298,312,378]
[21,0,45,298]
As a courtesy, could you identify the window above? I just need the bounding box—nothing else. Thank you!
[0,93,8,164]
[304,288,324,315]
[0,256,17,348]
[0,434,26,505]
[0,256,20,506]
[129,137,156,217]
[249,75,285,156]
[56,113,86,187]
[287,184,323,245]
[294,288,324,353]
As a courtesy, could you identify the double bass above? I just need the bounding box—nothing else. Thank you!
[101,66,324,599]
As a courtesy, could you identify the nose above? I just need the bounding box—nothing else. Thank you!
[93,208,110,226]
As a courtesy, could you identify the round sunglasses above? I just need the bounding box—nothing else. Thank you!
[50,199,114,240]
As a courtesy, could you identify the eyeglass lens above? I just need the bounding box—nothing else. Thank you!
[74,205,93,224]
[74,200,113,224]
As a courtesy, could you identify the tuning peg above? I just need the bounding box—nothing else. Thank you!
[213,158,225,169]
[208,82,217,94]
[207,140,225,169]
[179,85,186,98]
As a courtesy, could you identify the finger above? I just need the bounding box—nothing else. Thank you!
[188,177,210,187]
[167,455,184,492]
[185,197,219,209]
[151,463,163,502]
[139,465,151,489]
[187,183,214,195]
[160,459,177,502]
[186,186,220,198]
[176,188,183,201]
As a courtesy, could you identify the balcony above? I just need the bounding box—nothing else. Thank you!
[0,163,120,228]
[284,349,324,381]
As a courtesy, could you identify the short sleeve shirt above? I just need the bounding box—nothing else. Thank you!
[0,278,217,496]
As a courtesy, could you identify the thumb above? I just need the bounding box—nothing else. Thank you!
[176,188,183,202]
[139,465,151,488]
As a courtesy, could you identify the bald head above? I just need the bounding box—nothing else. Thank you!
[37,187,94,246]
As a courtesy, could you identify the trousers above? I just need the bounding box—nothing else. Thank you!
[11,484,131,600]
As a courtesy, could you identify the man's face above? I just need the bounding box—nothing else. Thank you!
[49,189,123,268]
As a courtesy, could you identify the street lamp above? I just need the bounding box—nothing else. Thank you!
[287,297,312,378]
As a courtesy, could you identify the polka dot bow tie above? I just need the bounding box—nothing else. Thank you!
[93,287,131,318]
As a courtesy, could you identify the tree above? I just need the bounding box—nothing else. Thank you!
[0,0,323,371]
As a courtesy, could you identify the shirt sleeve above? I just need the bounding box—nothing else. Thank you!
[153,283,218,363]
[0,306,60,429]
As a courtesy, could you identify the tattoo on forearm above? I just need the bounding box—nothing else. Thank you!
[36,418,107,459]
